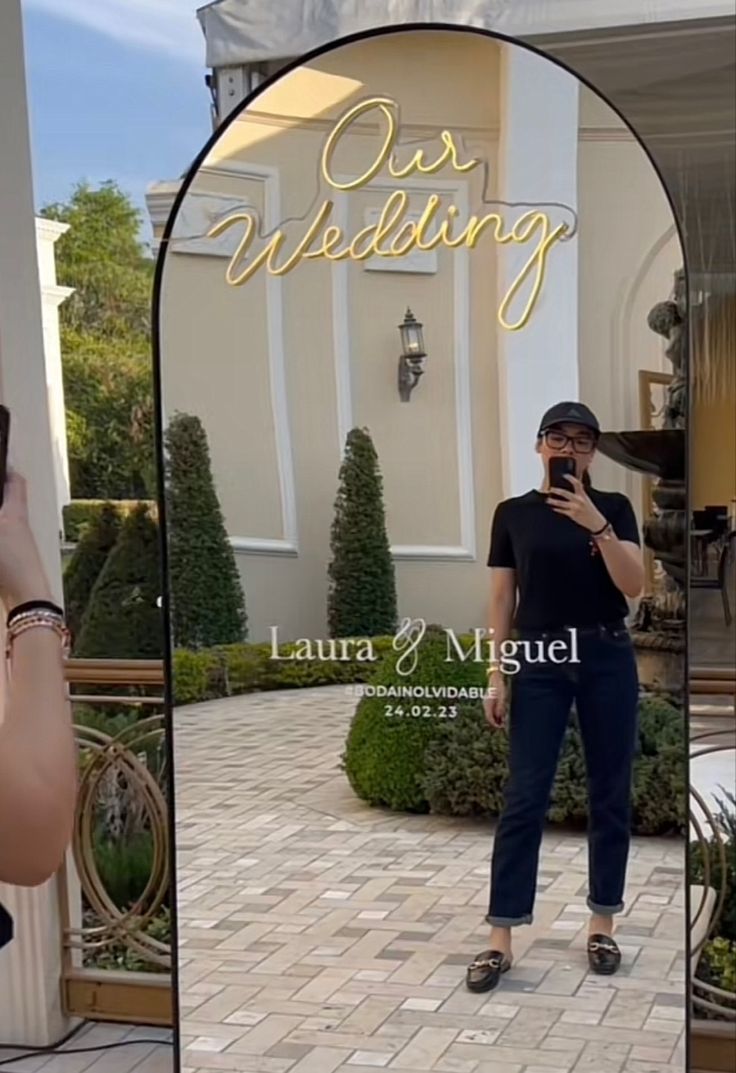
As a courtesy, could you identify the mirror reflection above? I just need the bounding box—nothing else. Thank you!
[152,28,687,1066]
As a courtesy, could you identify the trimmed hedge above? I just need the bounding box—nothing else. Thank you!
[171,635,398,706]
[75,502,162,659]
[63,499,156,543]
[418,694,685,835]
[341,626,486,813]
[340,642,686,835]
[64,501,123,640]
[164,413,247,648]
[327,427,397,638]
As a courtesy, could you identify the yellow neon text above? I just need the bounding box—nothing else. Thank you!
[207,95,570,331]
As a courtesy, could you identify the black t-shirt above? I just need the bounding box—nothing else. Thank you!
[487,487,641,630]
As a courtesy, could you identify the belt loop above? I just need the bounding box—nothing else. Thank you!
[598,623,604,636]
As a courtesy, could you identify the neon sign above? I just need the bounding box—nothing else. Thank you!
[207,97,571,331]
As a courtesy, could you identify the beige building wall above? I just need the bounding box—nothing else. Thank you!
[577,88,683,516]
[154,34,682,644]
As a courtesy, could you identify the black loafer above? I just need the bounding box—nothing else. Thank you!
[465,948,512,992]
[587,933,621,974]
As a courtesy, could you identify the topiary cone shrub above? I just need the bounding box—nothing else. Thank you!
[327,427,397,639]
[164,412,247,648]
[75,502,162,659]
[421,691,685,836]
[64,501,123,646]
[341,625,486,812]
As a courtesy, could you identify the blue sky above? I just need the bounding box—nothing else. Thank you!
[22,0,213,245]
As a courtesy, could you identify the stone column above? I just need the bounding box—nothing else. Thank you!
[0,0,72,1047]
[495,45,580,497]
[36,218,74,531]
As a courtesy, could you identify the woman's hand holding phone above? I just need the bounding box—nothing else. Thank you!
[0,469,53,610]
[547,472,607,533]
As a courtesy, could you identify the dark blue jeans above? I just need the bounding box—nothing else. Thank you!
[486,622,639,926]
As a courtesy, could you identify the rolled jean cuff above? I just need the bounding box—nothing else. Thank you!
[484,912,533,926]
[586,896,624,915]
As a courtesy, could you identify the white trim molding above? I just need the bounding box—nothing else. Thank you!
[230,536,298,555]
[331,173,476,562]
[148,164,300,558]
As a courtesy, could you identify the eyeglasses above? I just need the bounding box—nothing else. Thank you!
[542,429,597,453]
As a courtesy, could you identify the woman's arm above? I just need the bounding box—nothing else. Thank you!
[0,625,77,886]
[0,470,77,886]
[488,567,517,654]
[591,535,644,599]
[547,478,645,599]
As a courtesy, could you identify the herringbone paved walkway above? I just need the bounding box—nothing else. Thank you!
[174,685,686,1073]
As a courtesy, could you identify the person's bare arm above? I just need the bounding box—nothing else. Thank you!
[484,567,516,727]
[0,470,77,886]
[547,478,645,599]
[592,537,644,599]
[0,625,76,886]
[489,567,517,655]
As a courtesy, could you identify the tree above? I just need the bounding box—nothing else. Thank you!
[41,180,153,339]
[164,412,247,648]
[75,503,162,660]
[63,502,123,644]
[327,427,397,638]
[41,181,156,499]
[61,333,155,499]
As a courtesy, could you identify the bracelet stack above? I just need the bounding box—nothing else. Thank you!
[5,600,71,659]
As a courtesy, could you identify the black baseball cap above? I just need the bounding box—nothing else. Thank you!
[538,401,600,437]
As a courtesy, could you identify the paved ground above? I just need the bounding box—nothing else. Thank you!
[0,1023,173,1073]
[172,685,687,1073]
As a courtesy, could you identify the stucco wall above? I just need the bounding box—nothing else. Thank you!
[156,32,682,642]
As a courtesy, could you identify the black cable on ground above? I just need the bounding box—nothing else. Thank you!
[0,1020,173,1068]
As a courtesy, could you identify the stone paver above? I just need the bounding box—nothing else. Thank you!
[174,685,686,1072]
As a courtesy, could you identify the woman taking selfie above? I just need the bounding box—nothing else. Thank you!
[0,468,76,950]
[466,401,645,992]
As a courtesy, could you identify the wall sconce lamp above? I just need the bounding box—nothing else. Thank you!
[398,307,426,402]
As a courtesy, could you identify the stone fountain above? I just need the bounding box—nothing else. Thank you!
[597,268,687,695]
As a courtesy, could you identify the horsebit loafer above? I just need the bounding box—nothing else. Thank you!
[587,933,621,974]
[465,948,512,992]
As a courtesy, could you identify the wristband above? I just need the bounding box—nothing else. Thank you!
[7,599,64,627]
[589,521,610,537]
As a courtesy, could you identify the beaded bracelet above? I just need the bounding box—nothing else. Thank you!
[5,606,71,659]
[6,599,64,627]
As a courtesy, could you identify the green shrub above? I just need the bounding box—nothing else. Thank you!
[327,427,397,639]
[164,413,247,648]
[172,648,226,706]
[94,830,154,907]
[690,789,736,944]
[358,688,685,835]
[85,906,170,974]
[170,635,398,706]
[63,499,155,543]
[341,626,485,812]
[72,704,140,738]
[75,502,162,659]
[64,502,123,641]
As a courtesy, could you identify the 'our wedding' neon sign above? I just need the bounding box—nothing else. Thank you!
[207,96,572,331]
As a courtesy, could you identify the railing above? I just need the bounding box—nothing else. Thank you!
[60,658,172,1026]
[689,668,736,1072]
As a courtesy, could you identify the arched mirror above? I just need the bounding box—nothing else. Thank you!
[152,27,687,1063]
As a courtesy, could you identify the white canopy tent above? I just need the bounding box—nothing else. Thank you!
[195,0,735,67]
[192,0,735,278]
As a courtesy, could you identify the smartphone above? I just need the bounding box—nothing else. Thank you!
[548,455,576,490]
[0,405,9,509]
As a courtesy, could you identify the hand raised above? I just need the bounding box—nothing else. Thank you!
[546,474,607,533]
